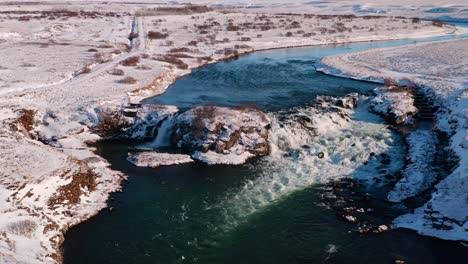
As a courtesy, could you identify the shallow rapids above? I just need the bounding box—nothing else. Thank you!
[212,96,404,231]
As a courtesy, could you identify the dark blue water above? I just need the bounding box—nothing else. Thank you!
[64,33,468,264]
[63,141,468,264]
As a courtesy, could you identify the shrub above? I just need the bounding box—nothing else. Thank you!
[94,52,110,63]
[170,47,191,53]
[432,20,445,27]
[111,49,122,55]
[192,106,216,136]
[198,56,213,61]
[226,25,240,31]
[108,68,124,75]
[411,17,420,23]
[234,44,251,49]
[20,63,35,67]
[285,32,293,37]
[155,55,189,69]
[164,40,174,46]
[240,37,251,41]
[81,65,91,74]
[15,109,35,133]
[187,40,198,46]
[98,44,113,48]
[87,48,98,52]
[117,76,137,84]
[148,31,168,39]
[384,78,397,86]
[223,48,239,57]
[7,220,37,237]
[120,56,140,66]
[136,65,152,70]
[169,53,194,58]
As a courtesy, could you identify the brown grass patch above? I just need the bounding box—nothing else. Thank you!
[94,109,127,137]
[48,166,97,207]
[148,31,168,39]
[154,55,189,69]
[120,56,140,66]
[15,109,36,132]
[169,47,191,53]
[432,20,445,27]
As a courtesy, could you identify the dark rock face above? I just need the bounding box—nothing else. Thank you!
[171,106,271,158]
[89,103,178,139]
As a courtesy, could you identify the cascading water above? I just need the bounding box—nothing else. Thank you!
[150,118,175,148]
[211,95,405,231]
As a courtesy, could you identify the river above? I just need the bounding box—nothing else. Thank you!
[63,31,468,264]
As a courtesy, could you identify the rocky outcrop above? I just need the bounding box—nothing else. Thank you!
[87,102,178,139]
[171,106,271,164]
[370,86,417,125]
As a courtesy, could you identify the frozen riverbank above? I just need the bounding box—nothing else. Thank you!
[320,39,468,241]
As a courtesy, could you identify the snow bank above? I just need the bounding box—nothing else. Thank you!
[127,151,193,168]
[321,39,468,241]
[387,129,438,202]
[192,151,254,165]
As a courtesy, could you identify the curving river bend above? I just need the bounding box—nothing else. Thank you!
[63,32,468,264]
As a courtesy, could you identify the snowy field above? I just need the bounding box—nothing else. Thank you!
[320,39,468,241]
[18,0,468,21]
[0,1,466,263]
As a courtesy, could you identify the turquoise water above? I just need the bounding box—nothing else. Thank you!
[145,31,468,111]
[64,32,468,264]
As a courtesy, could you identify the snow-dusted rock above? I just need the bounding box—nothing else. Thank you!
[370,86,417,124]
[88,102,178,139]
[388,129,438,202]
[171,106,271,164]
[127,151,193,168]
[192,150,254,165]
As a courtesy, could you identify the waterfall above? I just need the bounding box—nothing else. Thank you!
[212,97,405,230]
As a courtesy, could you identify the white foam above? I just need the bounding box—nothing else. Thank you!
[213,98,405,230]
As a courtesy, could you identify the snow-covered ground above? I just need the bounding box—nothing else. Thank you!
[320,39,468,241]
[0,1,466,262]
[15,1,468,22]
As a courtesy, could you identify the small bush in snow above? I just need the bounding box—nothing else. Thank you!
[7,220,37,237]
[148,31,168,39]
[108,68,124,76]
[120,56,140,66]
[117,76,137,84]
